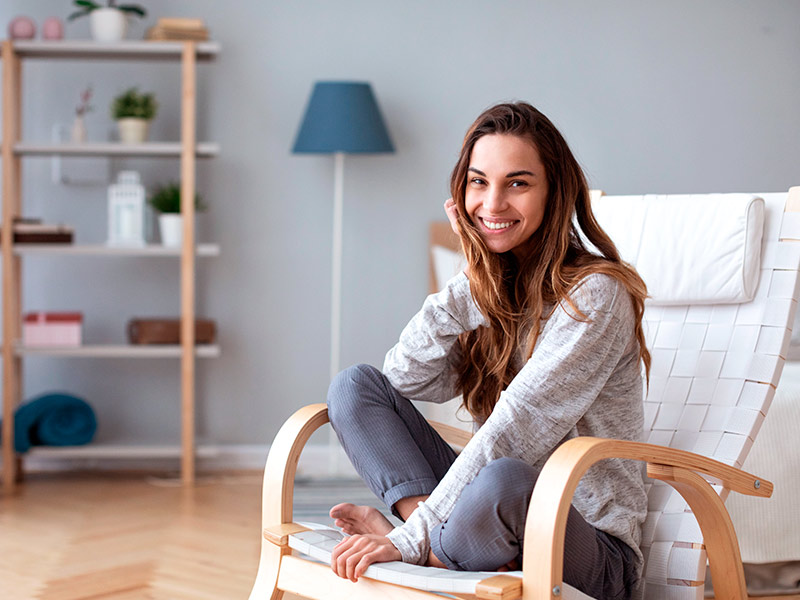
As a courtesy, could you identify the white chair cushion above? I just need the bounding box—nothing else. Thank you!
[592,194,765,305]
[288,522,592,599]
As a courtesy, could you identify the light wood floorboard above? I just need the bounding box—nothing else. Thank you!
[0,472,319,600]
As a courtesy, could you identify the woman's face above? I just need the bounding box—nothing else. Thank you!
[464,134,548,258]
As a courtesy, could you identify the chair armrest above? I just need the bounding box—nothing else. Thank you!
[261,403,329,529]
[428,420,473,448]
[521,437,772,600]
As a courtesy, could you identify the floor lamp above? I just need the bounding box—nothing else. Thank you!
[293,82,394,470]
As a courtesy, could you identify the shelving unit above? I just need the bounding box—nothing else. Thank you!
[1,40,220,491]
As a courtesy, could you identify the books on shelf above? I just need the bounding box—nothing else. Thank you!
[1,218,74,244]
[146,17,209,41]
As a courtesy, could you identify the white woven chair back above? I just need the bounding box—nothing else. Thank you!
[595,191,799,599]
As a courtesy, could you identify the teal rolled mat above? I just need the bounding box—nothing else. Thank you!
[6,393,97,453]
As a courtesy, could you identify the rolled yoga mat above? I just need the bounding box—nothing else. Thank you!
[10,393,97,452]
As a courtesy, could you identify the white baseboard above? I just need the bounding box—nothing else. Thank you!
[18,442,358,479]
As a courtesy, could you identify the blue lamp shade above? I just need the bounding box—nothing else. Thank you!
[293,81,394,154]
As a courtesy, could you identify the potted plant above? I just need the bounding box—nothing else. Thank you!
[111,87,157,144]
[148,182,206,247]
[68,0,147,42]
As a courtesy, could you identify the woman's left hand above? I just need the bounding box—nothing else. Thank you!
[330,534,402,582]
[444,198,459,234]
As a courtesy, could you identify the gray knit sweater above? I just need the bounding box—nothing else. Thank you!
[383,271,647,568]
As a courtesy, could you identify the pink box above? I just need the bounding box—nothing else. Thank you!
[23,312,83,347]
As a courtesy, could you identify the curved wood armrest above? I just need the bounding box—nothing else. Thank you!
[521,437,772,600]
[428,420,473,448]
[261,403,329,528]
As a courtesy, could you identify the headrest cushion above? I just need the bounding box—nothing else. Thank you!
[592,193,765,305]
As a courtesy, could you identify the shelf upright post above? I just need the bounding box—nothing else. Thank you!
[180,42,197,484]
[1,41,23,492]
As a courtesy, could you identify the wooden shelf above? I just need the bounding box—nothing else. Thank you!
[13,142,219,157]
[14,344,220,358]
[13,243,220,257]
[0,40,220,61]
[27,443,222,460]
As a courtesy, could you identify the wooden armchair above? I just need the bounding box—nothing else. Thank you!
[249,188,800,600]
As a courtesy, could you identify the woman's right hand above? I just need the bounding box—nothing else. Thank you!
[444,198,459,234]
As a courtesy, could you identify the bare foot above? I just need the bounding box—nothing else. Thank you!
[496,559,520,572]
[329,503,393,536]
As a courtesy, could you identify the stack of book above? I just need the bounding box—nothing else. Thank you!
[146,17,209,41]
[1,218,74,244]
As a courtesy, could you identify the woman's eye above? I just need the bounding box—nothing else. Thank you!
[510,180,529,188]
[469,177,486,186]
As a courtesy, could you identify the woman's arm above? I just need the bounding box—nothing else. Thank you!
[382,271,486,403]
[386,274,639,564]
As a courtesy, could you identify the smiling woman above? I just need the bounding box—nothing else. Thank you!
[325,102,652,600]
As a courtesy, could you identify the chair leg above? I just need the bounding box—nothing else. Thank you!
[648,464,748,599]
[248,542,286,600]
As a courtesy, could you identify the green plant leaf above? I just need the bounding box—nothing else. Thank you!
[74,0,100,8]
[111,87,158,120]
[117,5,147,18]
[67,8,93,21]
[148,182,206,214]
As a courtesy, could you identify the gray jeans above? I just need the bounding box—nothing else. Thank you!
[327,364,638,600]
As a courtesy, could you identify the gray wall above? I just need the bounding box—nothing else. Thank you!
[2,1,798,446]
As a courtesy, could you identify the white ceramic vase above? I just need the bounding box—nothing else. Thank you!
[90,8,127,42]
[117,118,149,144]
[159,214,183,247]
[71,115,87,143]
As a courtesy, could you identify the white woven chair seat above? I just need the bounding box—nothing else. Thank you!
[288,523,593,599]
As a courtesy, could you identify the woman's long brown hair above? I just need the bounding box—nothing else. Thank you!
[451,102,651,424]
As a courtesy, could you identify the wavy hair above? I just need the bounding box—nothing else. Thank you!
[451,102,651,424]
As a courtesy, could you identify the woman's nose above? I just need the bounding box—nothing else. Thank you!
[482,188,507,212]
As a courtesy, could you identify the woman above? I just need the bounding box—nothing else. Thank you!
[326,102,650,600]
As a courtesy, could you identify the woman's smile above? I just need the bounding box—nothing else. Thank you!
[478,217,519,232]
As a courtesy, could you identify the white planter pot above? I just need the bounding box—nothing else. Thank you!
[90,8,128,42]
[117,118,150,144]
[159,214,183,247]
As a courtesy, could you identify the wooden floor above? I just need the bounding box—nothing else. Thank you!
[0,471,276,600]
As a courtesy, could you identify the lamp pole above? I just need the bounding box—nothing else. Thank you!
[328,152,345,474]
[330,152,345,381]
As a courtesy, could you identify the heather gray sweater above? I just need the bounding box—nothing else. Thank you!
[383,271,647,568]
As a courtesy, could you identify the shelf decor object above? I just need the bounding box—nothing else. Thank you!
[111,87,157,144]
[107,170,146,246]
[67,0,147,43]
[127,318,216,345]
[292,81,394,381]
[23,312,83,347]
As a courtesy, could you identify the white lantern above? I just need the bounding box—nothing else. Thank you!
[107,170,146,246]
